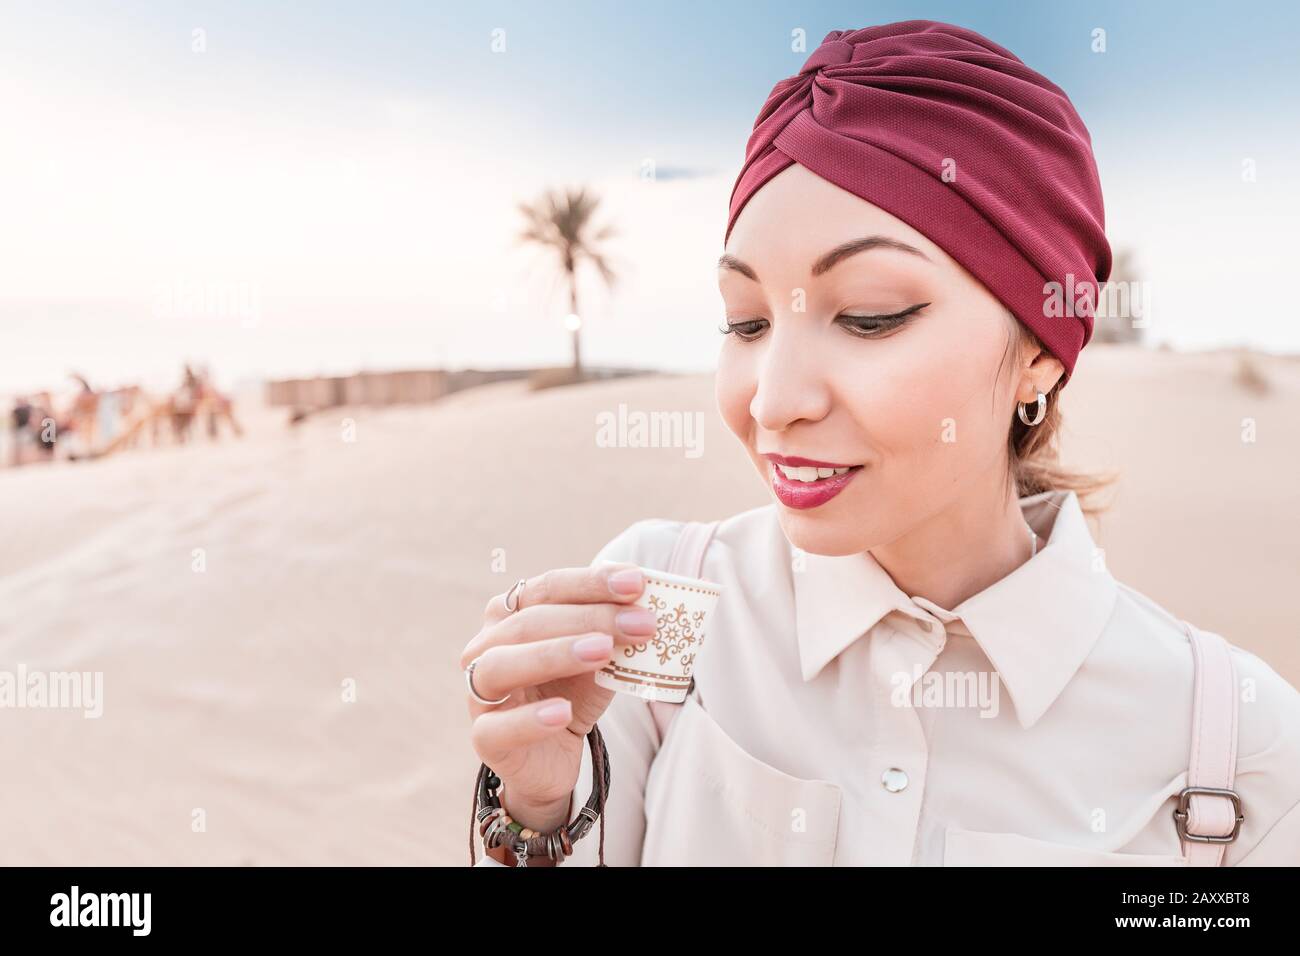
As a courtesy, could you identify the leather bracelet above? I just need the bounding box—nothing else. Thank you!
[470,722,611,867]
[482,796,569,867]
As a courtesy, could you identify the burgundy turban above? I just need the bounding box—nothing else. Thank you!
[726,20,1111,383]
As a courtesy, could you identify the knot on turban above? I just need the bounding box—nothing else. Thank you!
[726,20,1111,383]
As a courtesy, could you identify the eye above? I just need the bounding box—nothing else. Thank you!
[837,302,930,338]
[718,318,768,341]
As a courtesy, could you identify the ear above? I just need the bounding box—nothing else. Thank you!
[1016,336,1065,403]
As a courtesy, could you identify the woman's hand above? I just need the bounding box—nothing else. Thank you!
[462,563,656,833]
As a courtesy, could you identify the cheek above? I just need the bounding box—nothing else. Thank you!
[837,322,1002,473]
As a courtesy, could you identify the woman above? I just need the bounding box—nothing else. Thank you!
[464,20,1300,866]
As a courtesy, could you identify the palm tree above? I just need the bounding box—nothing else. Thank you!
[516,186,618,376]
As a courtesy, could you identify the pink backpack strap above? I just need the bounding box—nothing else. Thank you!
[1175,622,1244,865]
[648,519,720,744]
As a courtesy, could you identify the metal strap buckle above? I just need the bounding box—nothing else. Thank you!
[1172,786,1244,843]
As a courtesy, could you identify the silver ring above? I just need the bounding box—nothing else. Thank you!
[504,578,527,613]
[465,656,511,706]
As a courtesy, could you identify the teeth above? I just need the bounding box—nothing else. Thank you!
[776,463,852,482]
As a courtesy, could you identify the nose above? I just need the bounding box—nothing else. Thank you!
[748,323,832,432]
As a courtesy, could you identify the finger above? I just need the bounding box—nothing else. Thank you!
[469,631,614,703]
[461,600,658,669]
[481,563,646,626]
[471,696,576,769]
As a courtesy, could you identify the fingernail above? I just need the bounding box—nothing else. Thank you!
[536,699,571,725]
[572,632,613,661]
[615,608,657,635]
[608,568,644,595]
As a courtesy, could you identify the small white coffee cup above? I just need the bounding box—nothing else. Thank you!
[593,564,723,703]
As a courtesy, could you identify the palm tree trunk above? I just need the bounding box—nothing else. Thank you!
[569,274,582,376]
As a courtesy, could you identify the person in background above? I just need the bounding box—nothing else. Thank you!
[32,391,58,461]
[171,365,199,443]
[10,395,33,466]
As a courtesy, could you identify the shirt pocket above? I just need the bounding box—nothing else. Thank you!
[942,825,1188,866]
[640,693,842,866]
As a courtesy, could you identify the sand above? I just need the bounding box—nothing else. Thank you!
[0,344,1296,865]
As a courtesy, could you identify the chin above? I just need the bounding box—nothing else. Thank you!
[773,503,880,557]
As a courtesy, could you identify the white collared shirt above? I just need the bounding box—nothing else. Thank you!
[477,490,1300,865]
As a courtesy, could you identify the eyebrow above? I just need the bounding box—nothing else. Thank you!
[718,235,932,283]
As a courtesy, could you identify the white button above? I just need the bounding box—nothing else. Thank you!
[881,768,909,792]
[918,619,935,633]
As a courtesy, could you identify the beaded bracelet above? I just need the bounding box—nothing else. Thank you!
[469,723,611,867]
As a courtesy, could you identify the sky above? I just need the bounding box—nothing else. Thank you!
[3,0,1298,393]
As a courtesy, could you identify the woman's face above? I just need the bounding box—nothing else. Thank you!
[716,162,1057,557]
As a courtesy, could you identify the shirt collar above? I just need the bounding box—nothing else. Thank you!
[791,489,1117,730]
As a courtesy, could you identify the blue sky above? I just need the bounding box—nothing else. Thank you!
[3,1,1297,391]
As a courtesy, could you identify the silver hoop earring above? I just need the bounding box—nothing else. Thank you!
[1017,390,1046,426]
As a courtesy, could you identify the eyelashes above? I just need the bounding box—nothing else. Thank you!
[717,318,767,339]
[718,302,930,342]
[837,301,930,339]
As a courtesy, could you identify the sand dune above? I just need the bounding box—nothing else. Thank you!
[0,345,1296,864]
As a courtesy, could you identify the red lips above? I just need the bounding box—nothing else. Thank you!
[762,454,865,510]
